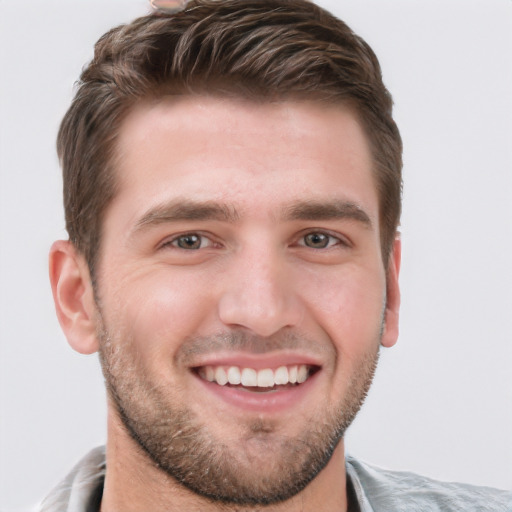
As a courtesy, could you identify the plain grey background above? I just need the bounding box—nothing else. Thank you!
[1,1,511,510]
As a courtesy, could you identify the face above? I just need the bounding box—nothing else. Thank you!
[94,97,399,505]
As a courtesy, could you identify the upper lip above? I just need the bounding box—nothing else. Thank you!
[189,351,323,370]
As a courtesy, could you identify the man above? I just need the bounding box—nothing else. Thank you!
[41,0,510,510]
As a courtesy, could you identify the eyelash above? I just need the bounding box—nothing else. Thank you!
[160,230,347,251]
[297,231,345,250]
[161,232,217,250]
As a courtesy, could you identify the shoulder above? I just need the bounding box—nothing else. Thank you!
[346,455,511,512]
[39,446,105,512]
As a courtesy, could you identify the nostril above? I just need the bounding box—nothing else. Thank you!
[217,291,304,338]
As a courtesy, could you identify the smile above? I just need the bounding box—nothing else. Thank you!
[191,357,322,412]
[196,364,315,390]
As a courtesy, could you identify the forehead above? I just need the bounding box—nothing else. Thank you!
[109,95,378,226]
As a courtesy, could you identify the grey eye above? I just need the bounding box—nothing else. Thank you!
[303,233,330,249]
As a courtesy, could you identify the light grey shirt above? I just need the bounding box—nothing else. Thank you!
[39,446,511,511]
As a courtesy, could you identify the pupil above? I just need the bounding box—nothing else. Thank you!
[178,235,200,249]
[306,233,328,248]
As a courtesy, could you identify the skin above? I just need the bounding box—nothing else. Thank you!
[50,96,400,512]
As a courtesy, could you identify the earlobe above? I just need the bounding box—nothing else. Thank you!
[381,237,401,348]
[49,240,99,354]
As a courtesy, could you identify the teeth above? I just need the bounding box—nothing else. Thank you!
[200,364,311,388]
[214,367,228,386]
[297,365,308,383]
[274,366,288,385]
[241,368,257,387]
[257,369,274,388]
[288,365,298,384]
[205,366,215,382]
[227,366,241,385]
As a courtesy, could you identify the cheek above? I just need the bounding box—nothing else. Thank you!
[295,265,386,349]
[102,268,215,361]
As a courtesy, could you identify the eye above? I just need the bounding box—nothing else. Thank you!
[301,232,340,249]
[165,233,213,250]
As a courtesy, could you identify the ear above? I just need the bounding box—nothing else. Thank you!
[49,240,99,354]
[381,237,401,348]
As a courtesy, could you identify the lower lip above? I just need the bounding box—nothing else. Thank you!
[193,371,320,413]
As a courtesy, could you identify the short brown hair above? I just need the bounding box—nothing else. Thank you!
[57,0,402,277]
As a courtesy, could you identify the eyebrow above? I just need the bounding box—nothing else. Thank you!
[133,198,372,233]
[135,200,240,231]
[282,200,373,228]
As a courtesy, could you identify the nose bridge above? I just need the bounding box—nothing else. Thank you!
[218,242,302,337]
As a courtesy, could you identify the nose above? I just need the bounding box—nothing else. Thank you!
[217,249,304,337]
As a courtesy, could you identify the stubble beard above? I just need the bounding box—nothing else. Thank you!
[97,318,380,507]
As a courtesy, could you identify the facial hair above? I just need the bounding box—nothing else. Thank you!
[97,318,380,506]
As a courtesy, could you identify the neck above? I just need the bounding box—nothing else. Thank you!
[100,409,349,512]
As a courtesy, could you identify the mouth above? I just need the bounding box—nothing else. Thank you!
[194,364,320,393]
